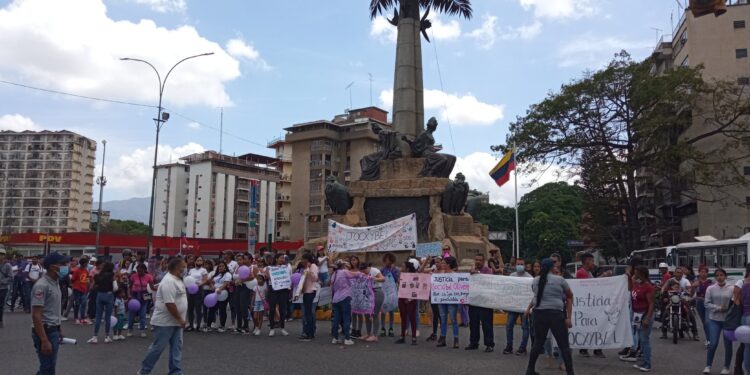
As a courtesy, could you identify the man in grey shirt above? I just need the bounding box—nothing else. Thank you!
[0,248,13,328]
[31,252,70,375]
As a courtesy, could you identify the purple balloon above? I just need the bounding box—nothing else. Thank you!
[291,272,302,286]
[110,316,118,327]
[187,284,199,295]
[725,330,737,342]
[127,299,141,312]
[204,292,218,308]
[238,266,251,280]
[736,325,750,344]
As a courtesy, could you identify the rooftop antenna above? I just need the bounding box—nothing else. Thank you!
[368,73,374,106]
[651,27,663,44]
[345,81,354,109]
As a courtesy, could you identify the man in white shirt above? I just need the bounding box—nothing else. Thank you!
[137,257,188,375]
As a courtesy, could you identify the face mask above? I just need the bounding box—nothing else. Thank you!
[634,278,642,284]
[58,266,69,278]
[516,265,525,273]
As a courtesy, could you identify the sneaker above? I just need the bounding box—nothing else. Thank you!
[634,364,651,372]
[74,319,81,325]
[332,338,341,344]
[104,336,113,343]
[484,346,494,353]
[720,367,731,375]
[87,336,98,344]
[118,335,126,340]
[127,331,133,337]
[618,348,631,356]
[395,338,405,344]
[217,328,226,333]
[253,329,260,336]
[112,336,120,341]
[503,345,513,355]
[702,367,711,374]
[280,329,289,336]
[593,350,606,358]
[201,327,209,333]
[619,350,638,362]
[388,328,394,337]
[515,347,527,355]
[579,349,591,357]
[61,317,68,321]
[380,328,386,337]
[344,339,354,346]
[298,335,311,342]
[268,329,275,337]
[140,331,147,338]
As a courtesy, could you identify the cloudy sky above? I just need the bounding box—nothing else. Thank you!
[0,0,680,205]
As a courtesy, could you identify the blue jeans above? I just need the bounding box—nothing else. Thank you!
[302,292,316,337]
[696,299,709,340]
[94,292,114,335]
[32,329,60,375]
[129,292,148,331]
[439,304,459,338]
[332,297,351,340]
[742,315,750,373]
[506,311,530,349]
[23,281,33,311]
[319,272,329,285]
[707,319,732,368]
[637,317,654,369]
[72,290,88,320]
[139,326,183,375]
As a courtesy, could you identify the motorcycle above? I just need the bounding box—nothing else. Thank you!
[662,291,698,344]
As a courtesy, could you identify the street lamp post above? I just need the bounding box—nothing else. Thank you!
[120,53,214,256]
[95,140,107,254]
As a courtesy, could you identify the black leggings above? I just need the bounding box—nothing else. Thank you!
[268,289,289,329]
[527,309,574,375]
[431,303,440,335]
[187,291,204,329]
[236,286,252,330]
[208,300,229,328]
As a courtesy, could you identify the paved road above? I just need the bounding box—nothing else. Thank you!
[0,311,733,374]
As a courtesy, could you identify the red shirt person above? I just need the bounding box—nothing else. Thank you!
[70,257,90,324]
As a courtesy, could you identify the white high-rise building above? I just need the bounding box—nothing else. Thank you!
[153,151,280,242]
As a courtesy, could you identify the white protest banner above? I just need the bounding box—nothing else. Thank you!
[351,276,374,314]
[292,273,306,303]
[314,286,332,306]
[567,275,633,349]
[268,266,291,290]
[430,273,470,304]
[326,214,418,253]
[468,274,534,313]
[416,242,442,258]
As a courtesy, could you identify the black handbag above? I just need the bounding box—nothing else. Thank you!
[725,299,743,331]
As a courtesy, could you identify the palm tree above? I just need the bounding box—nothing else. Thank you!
[370,0,472,139]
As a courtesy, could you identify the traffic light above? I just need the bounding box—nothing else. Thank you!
[689,0,727,18]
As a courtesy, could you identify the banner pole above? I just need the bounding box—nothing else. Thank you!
[514,144,520,259]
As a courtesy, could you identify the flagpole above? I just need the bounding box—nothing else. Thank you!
[514,144,520,259]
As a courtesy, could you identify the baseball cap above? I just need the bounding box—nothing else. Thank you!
[658,262,668,268]
[408,258,420,270]
[0,248,6,255]
[43,252,70,269]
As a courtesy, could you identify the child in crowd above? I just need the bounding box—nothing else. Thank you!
[113,288,127,341]
[251,274,268,336]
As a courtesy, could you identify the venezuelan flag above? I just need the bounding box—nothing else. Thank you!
[489,150,516,187]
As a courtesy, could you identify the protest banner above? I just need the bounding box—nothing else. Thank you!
[268,266,291,290]
[468,274,534,313]
[351,275,374,314]
[381,275,398,312]
[397,273,431,300]
[430,273,470,304]
[416,242,442,258]
[567,275,633,349]
[292,273,306,303]
[314,286,332,306]
[326,214,418,253]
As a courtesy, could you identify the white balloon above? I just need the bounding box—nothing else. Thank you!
[183,276,196,286]
[217,290,229,302]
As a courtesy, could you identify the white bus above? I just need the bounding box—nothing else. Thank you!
[630,246,676,283]
[672,234,750,282]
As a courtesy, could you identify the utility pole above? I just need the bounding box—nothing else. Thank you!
[219,107,224,155]
[95,140,107,255]
[368,73,374,106]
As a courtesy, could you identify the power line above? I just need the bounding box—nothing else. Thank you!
[428,29,459,172]
[0,78,268,150]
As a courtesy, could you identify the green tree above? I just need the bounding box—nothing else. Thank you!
[91,219,150,236]
[495,52,750,253]
[476,203,515,232]
[369,0,472,137]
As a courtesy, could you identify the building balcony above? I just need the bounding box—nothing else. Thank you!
[276,214,290,222]
[276,194,291,202]
[281,174,292,182]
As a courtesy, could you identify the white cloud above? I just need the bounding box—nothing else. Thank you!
[0,114,40,131]
[370,15,461,44]
[468,15,541,49]
[379,89,504,126]
[519,0,598,20]
[503,20,543,41]
[0,0,246,108]
[557,35,652,68]
[468,15,497,49]
[186,122,200,130]
[104,142,205,197]
[452,152,566,206]
[132,0,186,13]
[225,38,271,71]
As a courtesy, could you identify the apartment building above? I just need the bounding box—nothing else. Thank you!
[640,1,750,246]
[0,130,96,234]
[269,106,391,241]
[153,151,280,242]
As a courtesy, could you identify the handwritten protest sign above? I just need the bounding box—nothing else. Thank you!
[468,274,534,313]
[416,242,442,258]
[314,286,332,306]
[430,273,470,304]
[268,266,291,290]
[351,276,374,314]
[327,214,417,253]
[398,273,431,300]
[567,275,633,349]
[381,275,398,312]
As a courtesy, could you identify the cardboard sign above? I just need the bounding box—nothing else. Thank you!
[468,274,534,313]
[567,275,634,349]
[268,266,291,290]
[416,242,443,258]
[397,273,431,301]
[314,286,332,306]
[430,273,471,304]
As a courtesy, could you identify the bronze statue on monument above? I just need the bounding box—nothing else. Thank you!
[402,116,457,178]
[359,123,403,181]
